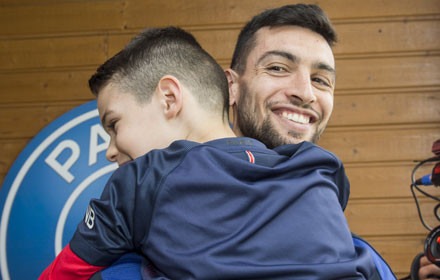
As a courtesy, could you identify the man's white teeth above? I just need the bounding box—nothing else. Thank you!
[282,112,310,124]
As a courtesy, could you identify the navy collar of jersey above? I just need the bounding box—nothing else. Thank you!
[203,137,318,155]
[203,137,267,149]
[174,137,317,160]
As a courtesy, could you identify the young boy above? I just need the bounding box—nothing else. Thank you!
[40,26,377,279]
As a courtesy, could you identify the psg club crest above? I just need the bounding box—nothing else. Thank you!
[0,100,117,280]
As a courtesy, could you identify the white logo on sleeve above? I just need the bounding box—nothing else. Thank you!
[84,205,95,229]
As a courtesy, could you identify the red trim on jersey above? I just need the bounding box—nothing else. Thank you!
[38,244,105,280]
[245,150,255,163]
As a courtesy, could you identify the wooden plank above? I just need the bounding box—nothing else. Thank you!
[345,162,437,199]
[345,198,440,236]
[1,0,116,5]
[0,36,108,71]
[0,139,30,182]
[0,103,83,139]
[333,20,440,56]
[320,125,440,163]
[1,1,125,36]
[331,91,440,126]
[0,69,95,103]
[335,55,440,91]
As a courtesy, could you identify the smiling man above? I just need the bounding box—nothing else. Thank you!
[224,3,399,280]
[226,17,336,147]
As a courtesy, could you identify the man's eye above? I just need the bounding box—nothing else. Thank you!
[267,65,285,72]
[312,77,331,87]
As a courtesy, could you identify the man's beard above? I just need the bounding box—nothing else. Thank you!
[236,83,321,149]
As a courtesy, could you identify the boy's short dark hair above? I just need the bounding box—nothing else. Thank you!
[89,26,229,116]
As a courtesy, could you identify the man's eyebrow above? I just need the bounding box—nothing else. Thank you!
[314,62,336,83]
[256,50,297,65]
[314,62,336,75]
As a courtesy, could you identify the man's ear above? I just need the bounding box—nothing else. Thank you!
[156,75,183,119]
[224,69,239,106]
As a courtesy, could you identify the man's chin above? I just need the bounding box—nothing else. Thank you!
[285,130,314,144]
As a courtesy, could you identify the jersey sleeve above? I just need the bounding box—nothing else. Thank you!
[38,244,105,280]
[70,161,144,266]
[39,151,166,278]
[40,162,144,278]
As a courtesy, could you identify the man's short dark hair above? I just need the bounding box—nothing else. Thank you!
[230,4,337,74]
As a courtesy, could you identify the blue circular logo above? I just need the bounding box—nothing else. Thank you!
[0,100,117,280]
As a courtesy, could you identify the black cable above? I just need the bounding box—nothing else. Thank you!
[411,183,432,231]
[410,156,440,231]
[413,184,440,202]
[435,204,440,221]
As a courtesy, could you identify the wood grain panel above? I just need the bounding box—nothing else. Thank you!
[1,1,124,36]
[345,162,436,199]
[345,197,439,236]
[0,103,83,138]
[331,91,440,126]
[0,139,30,182]
[0,36,107,71]
[335,55,440,91]
[0,69,95,104]
[333,20,440,55]
[320,125,440,163]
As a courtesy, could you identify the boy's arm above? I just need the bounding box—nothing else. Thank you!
[39,244,105,280]
[40,160,148,278]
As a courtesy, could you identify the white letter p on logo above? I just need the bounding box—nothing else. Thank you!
[84,205,95,229]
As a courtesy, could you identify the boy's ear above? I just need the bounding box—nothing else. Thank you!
[157,75,183,119]
[224,69,239,106]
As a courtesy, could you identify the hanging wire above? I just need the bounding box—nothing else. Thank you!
[410,156,440,231]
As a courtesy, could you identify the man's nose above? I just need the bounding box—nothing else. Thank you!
[287,71,316,105]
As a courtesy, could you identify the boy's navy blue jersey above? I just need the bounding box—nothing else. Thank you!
[62,137,377,279]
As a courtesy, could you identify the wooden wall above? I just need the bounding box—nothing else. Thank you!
[1,0,439,277]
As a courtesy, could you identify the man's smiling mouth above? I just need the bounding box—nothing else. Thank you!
[281,111,310,124]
